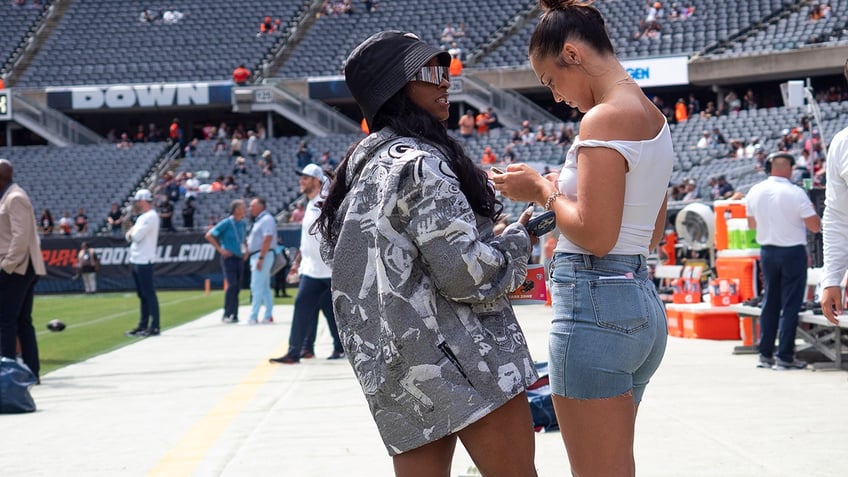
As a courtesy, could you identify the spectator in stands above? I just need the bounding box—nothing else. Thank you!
[687,92,700,116]
[125,189,161,337]
[502,143,517,164]
[724,90,742,112]
[510,129,524,145]
[259,16,273,35]
[701,100,716,118]
[117,133,133,149]
[76,242,99,294]
[158,197,176,233]
[106,203,124,237]
[58,211,73,235]
[161,7,184,24]
[520,121,535,143]
[535,125,556,143]
[182,197,196,230]
[74,207,89,236]
[244,130,259,160]
[714,175,734,199]
[260,150,275,175]
[318,30,537,472]
[224,175,239,191]
[809,3,824,21]
[183,138,199,158]
[168,118,182,152]
[491,2,673,474]
[448,42,462,59]
[230,132,244,158]
[363,0,377,13]
[317,150,336,171]
[674,97,688,122]
[232,64,251,86]
[696,130,711,148]
[486,107,503,131]
[133,124,146,143]
[205,199,247,323]
[743,88,758,110]
[681,178,698,200]
[440,22,456,43]
[747,152,821,369]
[449,52,463,77]
[475,109,490,136]
[556,124,575,147]
[39,209,54,236]
[480,146,497,165]
[295,140,313,168]
[147,123,161,142]
[210,175,225,193]
[458,110,476,139]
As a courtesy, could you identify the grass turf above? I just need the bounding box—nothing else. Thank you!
[33,289,294,375]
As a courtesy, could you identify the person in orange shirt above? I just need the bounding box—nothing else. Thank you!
[480,146,497,165]
[449,53,463,77]
[674,98,688,123]
[232,64,250,86]
[475,110,490,135]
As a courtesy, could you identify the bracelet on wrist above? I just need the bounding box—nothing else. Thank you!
[544,191,564,211]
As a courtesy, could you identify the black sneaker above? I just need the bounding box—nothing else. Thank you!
[147,328,160,336]
[269,354,299,364]
[327,350,346,360]
[125,328,146,337]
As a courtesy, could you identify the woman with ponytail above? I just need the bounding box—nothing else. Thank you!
[316,31,539,476]
[492,1,674,475]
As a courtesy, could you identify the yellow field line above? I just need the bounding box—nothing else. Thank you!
[147,342,288,477]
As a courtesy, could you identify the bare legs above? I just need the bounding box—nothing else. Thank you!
[393,392,538,477]
[552,392,637,477]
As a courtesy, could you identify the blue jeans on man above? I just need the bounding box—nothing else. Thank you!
[288,275,343,357]
[759,245,807,362]
[249,254,273,323]
[132,263,159,331]
[222,256,244,321]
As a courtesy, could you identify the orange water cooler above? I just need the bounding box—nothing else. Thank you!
[713,200,747,251]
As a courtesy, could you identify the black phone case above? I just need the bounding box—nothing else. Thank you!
[526,211,556,236]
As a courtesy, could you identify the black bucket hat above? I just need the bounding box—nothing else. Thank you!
[344,31,451,130]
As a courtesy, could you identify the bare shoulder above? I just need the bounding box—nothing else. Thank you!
[581,92,666,142]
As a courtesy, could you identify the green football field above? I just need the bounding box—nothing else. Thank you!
[31,289,294,375]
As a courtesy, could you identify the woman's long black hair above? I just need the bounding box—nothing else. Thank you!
[314,90,502,247]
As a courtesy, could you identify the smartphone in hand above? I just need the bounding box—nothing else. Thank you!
[490,166,505,175]
[526,211,556,236]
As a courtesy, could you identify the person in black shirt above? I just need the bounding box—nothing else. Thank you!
[181,197,196,230]
[107,203,124,237]
[158,197,176,232]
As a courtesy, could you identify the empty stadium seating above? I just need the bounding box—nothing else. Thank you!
[15,0,310,87]
[3,142,168,232]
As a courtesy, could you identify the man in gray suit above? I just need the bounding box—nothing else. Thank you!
[0,159,47,381]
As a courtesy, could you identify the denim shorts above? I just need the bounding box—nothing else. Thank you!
[548,253,667,403]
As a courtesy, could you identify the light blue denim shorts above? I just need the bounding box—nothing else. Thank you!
[548,253,667,403]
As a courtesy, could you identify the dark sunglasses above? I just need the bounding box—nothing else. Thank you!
[412,66,450,85]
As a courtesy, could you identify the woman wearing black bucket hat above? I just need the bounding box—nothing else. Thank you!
[315,31,539,476]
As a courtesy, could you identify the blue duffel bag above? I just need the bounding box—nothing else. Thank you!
[0,357,37,413]
[528,362,558,432]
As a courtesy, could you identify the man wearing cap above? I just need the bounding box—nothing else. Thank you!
[205,199,247,324]
[746,153,821,370]
[246,197,275,324]
[125,189,161,337]
[0,159,47,382]
[270,164,343,363]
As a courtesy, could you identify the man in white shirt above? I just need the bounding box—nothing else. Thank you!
[246,197,276,324]
[820,62,848,325]
[746,153,821,370]
[125,189,161,337]
[270,164,343,364]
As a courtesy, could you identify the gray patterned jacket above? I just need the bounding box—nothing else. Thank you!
[323,129,539,456]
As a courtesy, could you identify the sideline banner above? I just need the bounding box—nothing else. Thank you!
[37,233,221,294]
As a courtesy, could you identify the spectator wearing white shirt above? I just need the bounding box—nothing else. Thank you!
[125,189,161,337]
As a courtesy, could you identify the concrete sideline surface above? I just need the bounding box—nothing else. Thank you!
[6,304,848,476]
